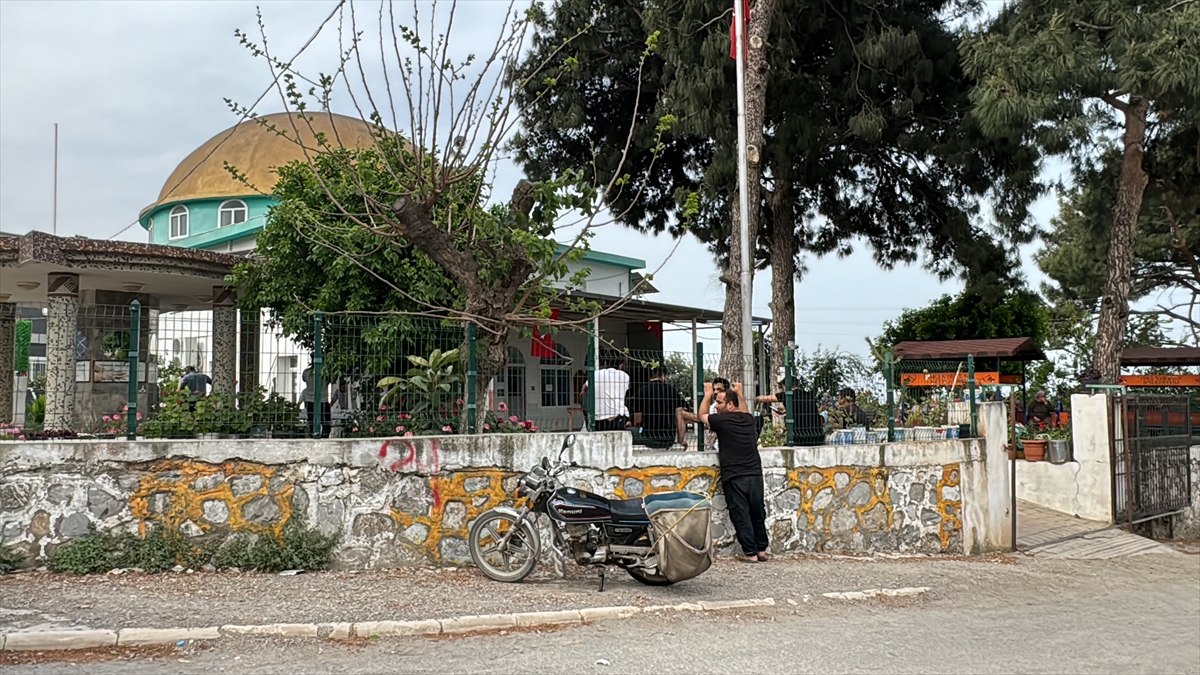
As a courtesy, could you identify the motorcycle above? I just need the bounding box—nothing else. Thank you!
[468,434,712,590]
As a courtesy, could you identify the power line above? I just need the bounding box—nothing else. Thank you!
[105,0,347,241]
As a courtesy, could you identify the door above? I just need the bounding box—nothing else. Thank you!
[498,347,526,420]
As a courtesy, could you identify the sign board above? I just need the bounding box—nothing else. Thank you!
[1119,374,1200,387]
[93,361,128,383]
[900,372,1024,387]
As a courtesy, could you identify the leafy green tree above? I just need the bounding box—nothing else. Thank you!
[230,2,668,412]
[1037,123,1200,346]
[876,289,1050,349]
[961,0,1200,382]
[512,0,1041,384]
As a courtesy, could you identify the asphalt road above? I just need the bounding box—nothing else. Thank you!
[9,551,1199,674]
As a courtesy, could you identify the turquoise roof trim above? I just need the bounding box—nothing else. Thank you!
[555,244,644,270]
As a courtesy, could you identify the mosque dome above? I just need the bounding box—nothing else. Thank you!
[140,111,379,219]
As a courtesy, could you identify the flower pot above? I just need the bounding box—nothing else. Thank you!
[1022,439,1047,462]
[1047,439,1072,464]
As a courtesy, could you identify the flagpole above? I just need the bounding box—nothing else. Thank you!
[733,0,754,395]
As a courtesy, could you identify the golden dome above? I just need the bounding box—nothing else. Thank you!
[141,112,379,216]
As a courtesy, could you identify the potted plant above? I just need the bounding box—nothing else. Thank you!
[1017,425,1047,462]
[1045,425,1073,464]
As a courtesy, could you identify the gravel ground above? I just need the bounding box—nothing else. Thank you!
[1,549,1196,632]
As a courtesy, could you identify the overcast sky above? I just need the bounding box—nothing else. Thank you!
[1,0,1070,357]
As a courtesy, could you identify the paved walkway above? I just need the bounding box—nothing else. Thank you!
[1016,500,1179,559]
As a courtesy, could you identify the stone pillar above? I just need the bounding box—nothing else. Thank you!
[211,286,237,398]
[238,307,261,396]
[0,303,15,424]
[44,272,80,430]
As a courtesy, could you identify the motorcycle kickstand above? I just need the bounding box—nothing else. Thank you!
[597,566,606,593]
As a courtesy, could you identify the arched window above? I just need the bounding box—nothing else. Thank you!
[169,205,189,239]
[218,199,248,228]
[506,347,525,365]
[540,344,572,407]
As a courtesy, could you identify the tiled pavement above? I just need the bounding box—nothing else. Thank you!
[1016,500,1180,559]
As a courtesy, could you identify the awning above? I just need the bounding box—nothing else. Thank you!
[554,290,770,326]
[892,337,1047,362]
[1121,347,1200,367]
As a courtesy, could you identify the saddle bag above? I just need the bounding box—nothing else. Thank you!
[643,491,714,582]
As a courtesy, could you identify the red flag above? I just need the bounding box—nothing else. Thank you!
[641,321,663,339]
[531,309,560,358]
[729,0,750,60]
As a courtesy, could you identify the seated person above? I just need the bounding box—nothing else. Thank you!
[629,366,688,450]
[829,387,870,429]
[755,387,824,445]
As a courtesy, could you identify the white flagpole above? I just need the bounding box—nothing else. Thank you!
[733,1,755,395]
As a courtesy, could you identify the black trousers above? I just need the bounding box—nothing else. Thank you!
[594,416,628,431]
[723,474,769,555]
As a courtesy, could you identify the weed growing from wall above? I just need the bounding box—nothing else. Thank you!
[46,516,339,575]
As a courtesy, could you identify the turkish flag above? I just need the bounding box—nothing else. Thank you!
[531,309,560,358]
[729,0,750,60]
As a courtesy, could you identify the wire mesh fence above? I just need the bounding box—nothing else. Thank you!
[3,301,1045,450]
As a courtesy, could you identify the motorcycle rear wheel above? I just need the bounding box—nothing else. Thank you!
[626,566,674,586]
[469,510,540,583]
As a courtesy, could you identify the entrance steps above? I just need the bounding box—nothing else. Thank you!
[1016,500,1180,559]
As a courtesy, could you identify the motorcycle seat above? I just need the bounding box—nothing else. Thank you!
[608,497,649,523]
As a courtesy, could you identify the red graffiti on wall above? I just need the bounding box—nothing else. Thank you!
[377,438,443,508]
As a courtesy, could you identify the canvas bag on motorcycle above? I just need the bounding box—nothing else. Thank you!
[643,492,714,582]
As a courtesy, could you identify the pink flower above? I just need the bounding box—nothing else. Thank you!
[442,425,453,432]
[369,427,375,433]
[498,401,508,412]
[379,404,387,411]
[122,405,129,412]
[400,413,411,420]
[376,415,385,421]
[530,424,538,432]
[17,435,24,441]
[404,431,413,437]
[102,415,112,422]
[452,409,460,416]
[352,427,359,432]
[136,413,143,420]
[483,423,490,430]
[113,414,122,421]
[509,415,519,422]
[456,398,464,405]
[396,425,403,433]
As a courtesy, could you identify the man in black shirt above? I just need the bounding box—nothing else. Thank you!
[630,366,688,450]
[700,381,769,562]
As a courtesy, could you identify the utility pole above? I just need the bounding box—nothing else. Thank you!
[733,0,754,393]
[53,123,59,236]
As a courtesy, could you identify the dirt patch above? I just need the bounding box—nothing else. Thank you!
[0,642,209,667]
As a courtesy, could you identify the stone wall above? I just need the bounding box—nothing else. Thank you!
[0,404,1012,567]
[1173,445,1200,539]
[1017,394,1114,522]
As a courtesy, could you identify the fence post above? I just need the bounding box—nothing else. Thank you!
[885,351,895,443]
[783,345,795,445]
[694,342,705,449]
[312,311,324,439]
[466,323,477,435]
[586,333,596,431]
[968,354,977,438]
[126,300,140,440]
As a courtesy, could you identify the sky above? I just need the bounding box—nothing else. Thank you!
[0,0,1070,358]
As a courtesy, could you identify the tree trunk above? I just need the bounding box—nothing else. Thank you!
[767,180,796,394]
[718,0,779,385]
[1095,98,1150,384]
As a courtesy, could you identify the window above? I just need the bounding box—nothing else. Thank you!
[218,199,247,228]
[540,344,571,407]
[169,205,189,239]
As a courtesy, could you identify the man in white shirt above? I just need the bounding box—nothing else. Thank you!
[591,356,631,431]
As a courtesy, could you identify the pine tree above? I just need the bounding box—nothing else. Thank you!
[961,0,1200,382]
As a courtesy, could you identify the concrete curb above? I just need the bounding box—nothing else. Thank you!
[0,598,775,651]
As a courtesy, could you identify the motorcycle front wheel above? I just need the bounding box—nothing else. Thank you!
[626,566,674,586]
[469,510,541,583]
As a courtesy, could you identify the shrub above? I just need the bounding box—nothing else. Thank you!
[48,530,115,575]
[215,514,339,572]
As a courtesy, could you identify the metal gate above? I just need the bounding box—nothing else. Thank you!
[1111,395,1194,525]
